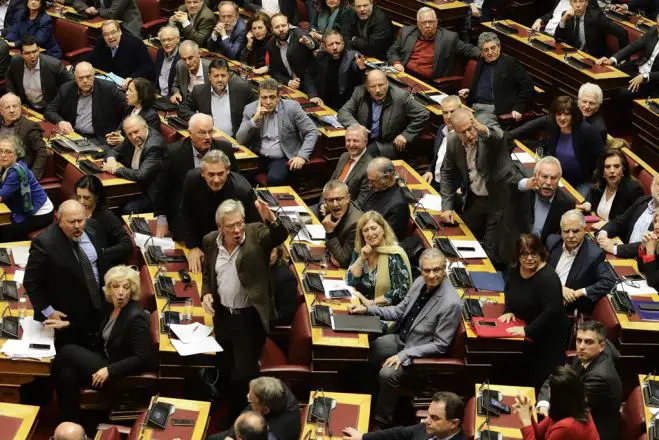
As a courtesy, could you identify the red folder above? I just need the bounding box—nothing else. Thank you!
[471,317,526,338]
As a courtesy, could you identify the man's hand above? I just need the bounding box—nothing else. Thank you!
[310,97,324,105]
[288,156,306,170]
[393,135,407,151]
[44,310,70,329]
[252,105,266,124]
[422,171,433,184]
[342,427,364,440]
[255,199,276,222]
[155,223,169,238]
[591,219,606,230]
[85,6,97,14]
[102,158,119,174]
[170,93,183,104]
[392,62,404,73]
[525,176,538,191]
[506,326,525,337]
[246,31,254,46]
[511,110,523,121]
[643,231,658,255]
[348,304,367,314]
[513,394,533,427]
[472,115,489,135]
[287,77,301,89]
[359,244,373,260]
[91,367,109,388]
[458,88,469,99]
[106,131,124,146]
[561,7,574,23]
[202,293,215,316]
[531,19,543,31]
[214,22,228,37]
[355,53,366,71]
[383,354,402,369]
[575,201,591,212]
[187,247,204,273]
[299,34,315,49]
[470,3,481,17]
[562,287,583,304]
[310,30,322,41]
[321,214,340,233]
[498,312,515,324]
[439,210,455,224]
[57,121,74,135]
[595,57,613,66]
[171,10,187,23]
[629,74,645,93]
[611,4,626,12]
[597,236,616,254]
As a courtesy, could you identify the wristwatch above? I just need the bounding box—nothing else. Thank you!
[643,73,649,81]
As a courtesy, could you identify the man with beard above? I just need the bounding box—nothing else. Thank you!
[178,58,256,136]
[347,0,393,60]
[320,180,363,268]
[310,30,366,109]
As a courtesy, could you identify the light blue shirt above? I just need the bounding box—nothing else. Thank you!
[251,104,284,158]
[371,101,383,139]
[532,193,553,237]
[630,200,655,244]
[111,46,119,58]
[211,85,233,135]
[75,94,94,135]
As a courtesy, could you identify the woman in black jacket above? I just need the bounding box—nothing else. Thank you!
[107,78,160,147]
[270,245,298,326]
[51,265,156,422]
[239,12,271,74]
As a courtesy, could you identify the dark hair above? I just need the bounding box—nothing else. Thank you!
[23,0,46,18]
[548,366,589,423]
[209,58,230,74]
[75,175,106,210]
[323,29,344,42]
[18,35,38,50]
[247,11,272,39]
[270,12,288,24]
[550,95,583,128]
[514,233,548,265]
[234,412,269,440]
[593,148,632,191]
[319,0,346,13]
[431,392,464,423]
[127,77,156,109]
[576,320,606,344]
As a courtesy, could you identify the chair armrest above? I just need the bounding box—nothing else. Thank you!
[66,47,92,60]
[498,111,540,124]
[432,76,463,89]
[97,423,132,435]
[143,18,168,30]
[412,358,465,367]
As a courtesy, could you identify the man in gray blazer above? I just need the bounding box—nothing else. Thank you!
[338,69,428,158]
[170,40,211,104]
[169,0,216,47]
[321,180,363,268]
[235,78,319,185]
[350,248,462,426]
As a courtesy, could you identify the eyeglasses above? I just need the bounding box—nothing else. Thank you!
[519,252,538,259]
[222,221,245,231]
[421,267,445,275]
[325,194,348,204]
[0,149,15,156]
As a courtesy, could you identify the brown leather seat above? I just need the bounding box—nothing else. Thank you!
[620,386,646,440]
[53,19,93,62]
[136,0,168,37]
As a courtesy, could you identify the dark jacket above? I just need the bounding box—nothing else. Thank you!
[324,151,372,208]
[361,185,409,240]
[426,124,447,180]
[174,4,216,46]
[180,169,259,249]
[554,8,628,58]
[123,106,161,132]
[639,247,659,290]
[206,18,247,58]
[313,48,365,109]
[271,261,298,326]
[587,111,607,143]
[266,27,318,94]
[364,424,466,440]
[546,234,616,313]
[326,202,363,268]
[4,116,47,180]
[346,6,393,59]
[91,207,134,267]
[106,128,166,202]
[73,0,143,36]
[178,76,257,136]
[44,78,127,142]
[521,187,575,244]
[87,31,154,80]
[154,47,180,97]
[586,177,644,221]
[2,0,25,37]
[539,0,601,28]
[100,300,157,376]
[239,38,268,68]
[311,3,354,40]
[5,53,72,108]
[239,0,298,24]
[612,27,659,82]
[6,12,61,58]
[602,195,652,258]
[387,26,480,79]
[467,53,534,115]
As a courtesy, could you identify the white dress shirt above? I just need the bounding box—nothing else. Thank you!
[545,0,572,36]
[434,126,450,183]
[555,241,583,286]
[596,190,616,221]
[23,58,44,108]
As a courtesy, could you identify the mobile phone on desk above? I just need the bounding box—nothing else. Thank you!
[476,321,497,327]
[624,273,645,282]
[29,343,51,350]
[172,419,195,427]
[277,194,295,201]
[488,398,512,414]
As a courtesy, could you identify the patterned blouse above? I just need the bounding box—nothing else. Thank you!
[346,250,412,305]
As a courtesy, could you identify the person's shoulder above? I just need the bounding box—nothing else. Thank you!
[545,233,562,251]
[243,100,258,114]
[199,5,215,18]
[203,229,220,247]
[230,170,252,189]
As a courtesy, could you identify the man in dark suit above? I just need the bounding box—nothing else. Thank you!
[517,156,575,244]
[1,0,24,38]
[440,108,523,264]
[537,320,622,440]
[532,0,600,36]
[0,93,47,179]
[154,25,181,98]
[547,210,616,313]
[555,0,628,58]
[422,95,460,192]
[178,58,256,137]
[343,391,466,440]
[103,115,165,214]
[73,0,143,36]
[458,32,533,125]
[321,180,363,268]
[153,113,237,249]
[207,1,247,58]
[170,40,211,104]
[24,200,113,349]
[5,36,72,111]
[310,30,366,110]
[180,149,259,272]
[338,70,428,158]
[44,62,127,146]
[387,7,480,81]
[361,157,409,240]
[347,0,394,59]
[597,173,659,257]
[349,248,462,427]
[201,199,288,413]
[87,20,154,83]
[169,0,217,46]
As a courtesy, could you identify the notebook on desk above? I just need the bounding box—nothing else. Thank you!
[332,315,382,334]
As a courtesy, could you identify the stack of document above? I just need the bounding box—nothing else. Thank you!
[298,224,326,243]
[169,322,223,356]
[616,280,658,296]
[416,194,443,212]
[9,246,29,267]
[133,233,175,251]
[0,317,55,359]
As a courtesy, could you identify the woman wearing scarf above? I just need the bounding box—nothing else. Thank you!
[347,211,412,306]
[309,0,353,42]
[0,133,53,240]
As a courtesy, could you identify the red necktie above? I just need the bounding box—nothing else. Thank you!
[338,159,354,182]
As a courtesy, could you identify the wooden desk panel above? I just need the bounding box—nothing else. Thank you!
[631,99,659,169]
[374,0,468,29]
[604,9,654,43]
[0,402,39,440]
[301,391,371,438]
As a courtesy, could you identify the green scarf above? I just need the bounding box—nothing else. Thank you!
[374,245,412,300]
[2,162,33,213]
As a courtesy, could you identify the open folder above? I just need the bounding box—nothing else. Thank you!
[471,317,526,338]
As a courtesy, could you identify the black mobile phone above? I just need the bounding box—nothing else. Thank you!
[171,418,195,426]
[178,269,191,284]
[624,274,645,282]
[329,289,351,298]
[489,398,512,414]
[639,303,659,312]
[456,246,476,252]
[277,194,295,201]
[477,321,497,327]
[29,343,51,350]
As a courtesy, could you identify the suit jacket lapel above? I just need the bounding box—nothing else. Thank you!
[566,242,587,286]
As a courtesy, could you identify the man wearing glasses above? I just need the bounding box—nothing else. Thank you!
[349,248,462,427]
[320,180,363,268]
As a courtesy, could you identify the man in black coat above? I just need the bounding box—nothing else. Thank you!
[361,157,409,240]
[5,36,72,111]
[103,115,166,214]
[178,58,256,137]
[44,62,127,146]
[87,20,154,83]
[342,392,466,440]
[153,113,237,250]
[179,149,258,272]
[347,0,393,59]
[537,320,622,440]
[154,25,181,98]
[24,200,115,349]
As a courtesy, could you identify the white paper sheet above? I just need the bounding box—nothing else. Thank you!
[169,322,213,344]
[10,246,29,267]
[304,224,326,240]
[321,279,355,299]
[427,94,447,105]
[171,336,223,356]
[12,270,24,284]
[20,317,54,341]
[511,152,535,164]
[133,233,176,251]
[449,240,488,259]
[416,194,443,212]
[616,280,658,296]
[1,339,55,358]
[317,115,344,129]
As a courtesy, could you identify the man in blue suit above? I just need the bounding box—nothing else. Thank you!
[547,209,616,314]
[207,1,246,59]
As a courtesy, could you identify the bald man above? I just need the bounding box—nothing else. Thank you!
[44,61,127,147]
[337,69,428,158]
[53,422,86,440]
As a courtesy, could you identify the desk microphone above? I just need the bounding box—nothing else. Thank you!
[598,239,635,315]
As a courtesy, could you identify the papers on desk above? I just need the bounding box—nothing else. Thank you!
[10,246,29,268]
[322,279,355,299]
[449,240,488,259]
[316,115,344,129]
[96,72,124,87]
[0,317,55,359]
[298,224,326,242]
[616,280,658,296]
[416,194,443,212]
[20,317,54,341]
[169,322,212,344]
[171,337,222,356]
[511,152,535,164]
[426,94,447,105]
[133,233,176,251]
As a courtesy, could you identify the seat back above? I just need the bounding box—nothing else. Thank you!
[60,163,84,202]
[287,303,312,366]
[620,386,646,440]
[591,295,621,345]
[637,169,654,196]
[147,45,158,63]
[97,426,121,440]
[462,396,476,439]
[449,320,466,360]
[136,0,162,23]
[54,19,90,55]
[138,265,157,312]
[150,311,160,347]
[460,58,478,90]
[159,123,180,144]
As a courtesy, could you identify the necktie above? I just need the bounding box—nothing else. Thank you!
[338,159,354,182]
[573,17,582,50]
[72,241,102,309]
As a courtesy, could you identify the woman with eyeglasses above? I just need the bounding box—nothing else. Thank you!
[500,233,569,389]
[51,265,157,422]
[346,211,412,306]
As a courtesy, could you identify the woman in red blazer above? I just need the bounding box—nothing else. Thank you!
[514,366,600,440]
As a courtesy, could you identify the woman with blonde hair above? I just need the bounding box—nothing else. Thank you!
[51,265,156,422]
[346,211,412,306]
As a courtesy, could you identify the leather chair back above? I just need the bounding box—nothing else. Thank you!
[638,169,653,196]
[287,303,311,366]
[449,320,466,360]
[136,0,162,23]
[54,19,90,57]
[137,265,157,312]
[460,58,478,90]
[60,163,84,201]
[159,123,180,144]
[620,386,646,440]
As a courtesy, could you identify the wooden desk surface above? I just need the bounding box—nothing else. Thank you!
[301,391,371,439]
[0,402,39,440]
[0,203,11,226]
[473,383,535,439]
[47,5,106,28]
[131,396,211,440]
[604,9,654,43]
